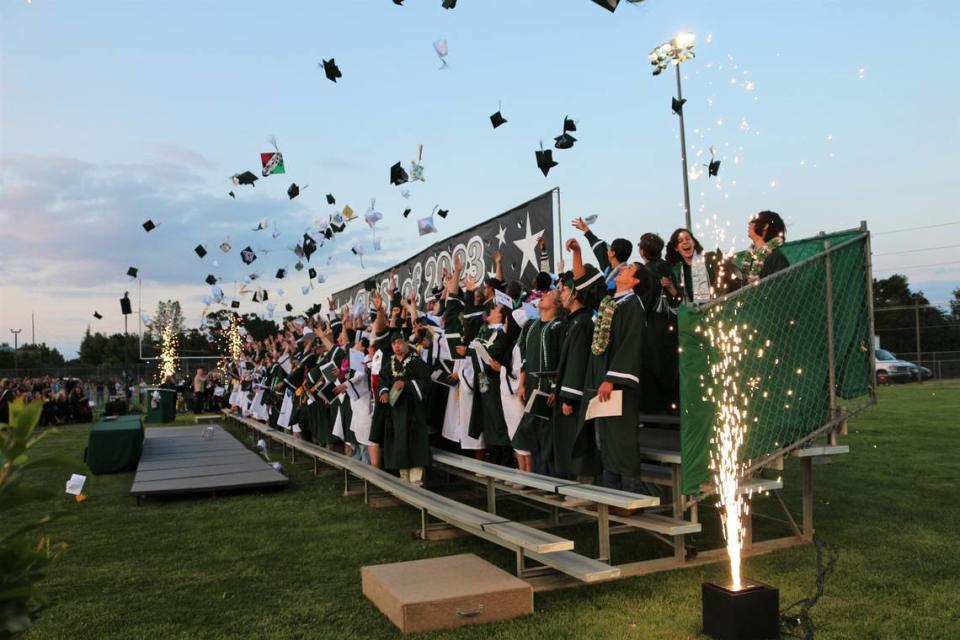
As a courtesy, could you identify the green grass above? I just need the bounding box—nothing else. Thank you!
[7,383,960,639]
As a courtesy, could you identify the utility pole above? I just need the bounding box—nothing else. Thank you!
[10,328,22,373]
[31,312,35,344]
[914,299,921,365]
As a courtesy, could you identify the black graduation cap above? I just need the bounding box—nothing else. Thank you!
[364,279,377,292]
[285,303,294,312]
[323,227,334,240]
[261,290,269,302]
[390,162,409,186]
[194,244,207,258]
[241,247,257,265]
[322,58,342,83]
[671,97,687,116]
[302,233,318,261]
[554,132,577,150]
[228,191,236,199]
[402,208,412,218]
[708,159,721,177]
[563,116,577,132]
[205,274,217,285]
[127,267,139,278]
[437,208,449,219]
[306,303,323,317]
[308,267,317,279]
[294,261,304,272]
[326,193,336,205]
[142,219,156,232]
[442,0,457,7]
[591,0,620,12]
[490,110,507,129]
[276,268,286,279]
[535,145,558,177]
[233,171,258,186]
[93,311,103,320]
[231,300,240,309]
[287,183,302,199]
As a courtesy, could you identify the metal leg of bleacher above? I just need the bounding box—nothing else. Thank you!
[597,504,611,563]
[801,456,814,541]
[671,466,686,563]
[486,477,497,515]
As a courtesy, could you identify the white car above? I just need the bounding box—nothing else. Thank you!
[874,349,920,383]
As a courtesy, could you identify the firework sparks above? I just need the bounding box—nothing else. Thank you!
[158,324,179,383]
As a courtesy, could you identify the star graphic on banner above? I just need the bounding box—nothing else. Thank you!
[496,224,507,247]
[513,212,544,278]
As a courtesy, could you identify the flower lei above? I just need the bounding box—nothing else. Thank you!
[591,295,617,355]
[390,354,410,379]
[743,236,784,284]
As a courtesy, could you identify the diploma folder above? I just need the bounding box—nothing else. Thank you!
[523,389,552,420]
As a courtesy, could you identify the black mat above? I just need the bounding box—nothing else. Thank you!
[129,425,288,498]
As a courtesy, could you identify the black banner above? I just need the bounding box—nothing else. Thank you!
[333,189,556,310]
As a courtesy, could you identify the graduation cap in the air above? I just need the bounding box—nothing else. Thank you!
[442,0,457,9]
[490,110,507,129]
[671,97,686,116]
[232,171,258,186]
[241,247,258,265]
[535,142,558,177]
[400,188,411,199]
[308,267,317,279]
[554,132,577,150]
[205,274,217,285]
[394,0,404,4]
[708,159,721,177]
[285,303,294,312]
[127,267,139,278]
[409,144,426,181]
[326,193,336,205]
[364,279,377,292]
[342,205,356,222]
[321,58,342,82]
[142,219,157,232]
[433,40,449,70]
[228,191,236,199]
[93,311,103,320]
[252,218,269,231]
[563,116,577,133]
[330,213,347,233]
[276,268,286,279]
[294,260,304,272]
[390,162,409,186]
[434,205,449,219]
[302,233,318,261]
[231,300,240,309]
[591,0,620,10]
[402,208,412,218]
[306,303,323,317]
[323,227,334,240]
[287,183,305,199]
[301,284,311,295]
[261,136,285,177]
[194,244,207,258]
[418,215,438,236]
[220,239,231,253]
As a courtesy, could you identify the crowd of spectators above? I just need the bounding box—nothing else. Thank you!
[0,376,126,426]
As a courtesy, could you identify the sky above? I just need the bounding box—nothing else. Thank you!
[1,0,958,358]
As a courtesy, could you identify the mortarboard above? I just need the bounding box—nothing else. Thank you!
[287,183,304,199]
[228,191,236,199]
[490,110,507,129]
[301,284,311,295]
[276,268,286,279]
[142,219,156,232]
[326,193,336,205]
[205,274,217,285]
[708,159,721,177]
[390,162,409,186]
[252,218,269,231]
[308,267,317,279]
[563,116,577,132]
[232,171,258,186]
[330,213,346,233]
[442,0,457,9]
[671,97,686,116]
[591,0,620,10]
[342,205,356,221]
[302,234,318,261]
[194,244,207,258]
[323,227,334,240]
[322,58,342,82]
[220,239,232,253]
[93,311,103,319]
[127,267,139,278]
[294,261,304,271]
[535,143,558,177]
[285,303,294,312]
[241,247,257,265]
[437,208,449,219]
[582,214,599,225]
[554,132,577,150]
[231,300,240,309]
[402,208,412,218]
[418,215,438,236]
[260,136,285,177]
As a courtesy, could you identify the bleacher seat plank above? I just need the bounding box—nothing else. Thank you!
[557,484,659,510]
[524,550,621,583]
[790,445,849,457]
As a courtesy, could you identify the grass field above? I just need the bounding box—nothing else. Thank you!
[7,382,960,639]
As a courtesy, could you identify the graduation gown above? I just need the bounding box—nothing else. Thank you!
[441,357,485,450]
[512,317,563,458]
[577,292,647,478]
[643,259,679,415]
[501,342,527,453]
[551,308,593,477]
[467,325,511,447]
[380,353,432,470]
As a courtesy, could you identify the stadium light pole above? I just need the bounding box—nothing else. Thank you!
[650,32,697,231]
[10,328,22,373]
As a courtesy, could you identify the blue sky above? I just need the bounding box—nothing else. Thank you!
[1,0,958,357]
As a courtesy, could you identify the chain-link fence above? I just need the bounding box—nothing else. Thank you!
[0,357,224,385]
[678,228,875,494]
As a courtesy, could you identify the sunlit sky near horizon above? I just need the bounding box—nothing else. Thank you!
[1,0,958,358]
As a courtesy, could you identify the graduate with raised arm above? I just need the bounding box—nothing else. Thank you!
[572,216,634,290]
[512,289,563,473]
[466,297,514,467]
[576,260,652,492]
[553,239,603,479]
[367,273,398,468]
[378,329,431,485]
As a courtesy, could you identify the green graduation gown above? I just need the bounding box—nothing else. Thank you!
[512,317,563,459]
[551,307,594,477]
[380,353,432,470]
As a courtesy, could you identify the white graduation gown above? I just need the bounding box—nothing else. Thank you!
[500,343,528,455]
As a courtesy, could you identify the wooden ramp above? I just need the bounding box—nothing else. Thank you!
[130,425,288,500]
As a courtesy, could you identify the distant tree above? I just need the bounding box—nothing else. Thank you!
[0,342,65,369]
[241,314,279,342]
[78,330,140,366]
[951,287,960,322]
[150,300,185,339]
[874,274,959,355]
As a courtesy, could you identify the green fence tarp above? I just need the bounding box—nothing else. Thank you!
[678,231,872,494]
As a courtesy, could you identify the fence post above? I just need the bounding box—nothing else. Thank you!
[824,239,838,446]
[862,222,878,403]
